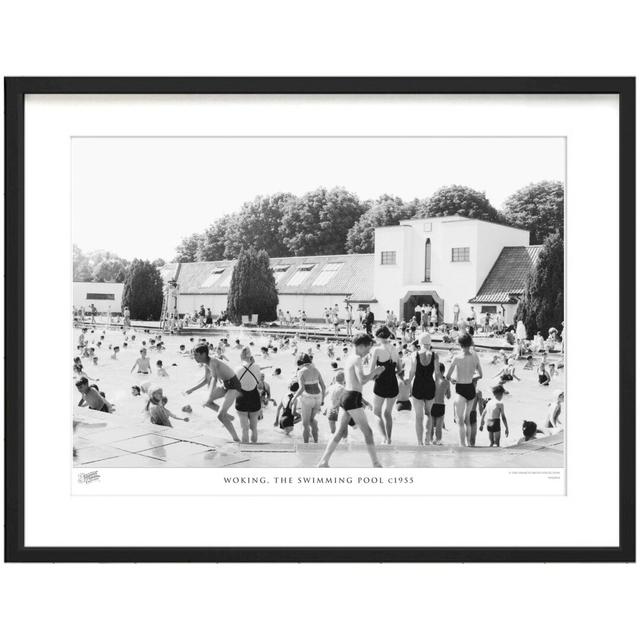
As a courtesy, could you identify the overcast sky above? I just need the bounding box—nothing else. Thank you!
[72,136,565,261]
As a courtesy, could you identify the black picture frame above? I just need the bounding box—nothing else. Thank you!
[4,77,635,563]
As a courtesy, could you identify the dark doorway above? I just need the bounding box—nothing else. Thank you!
[403,294,443,323]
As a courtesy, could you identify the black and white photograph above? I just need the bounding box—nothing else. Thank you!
[72,136,566,471]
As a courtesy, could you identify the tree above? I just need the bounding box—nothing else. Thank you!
[92,258,128,283]
[227,248,279,324]
[345,194,418,253]
[280,187,367,256]
[224,193,294,258]
[122,259,164,321]
[197,216,233,261]
[73,245,93,282]
[515,232,564,337]
[424,185,498,221]
[501,180,564,244]
[174,232,202,262]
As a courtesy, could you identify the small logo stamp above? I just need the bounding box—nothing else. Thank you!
[77,470,101,484]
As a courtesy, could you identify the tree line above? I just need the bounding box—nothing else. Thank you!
[174,181,564,262]
[73,246,166,283]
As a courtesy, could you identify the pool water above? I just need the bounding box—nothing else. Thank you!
[73,326,565,468]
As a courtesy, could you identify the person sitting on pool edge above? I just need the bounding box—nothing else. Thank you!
[185,344,241,442]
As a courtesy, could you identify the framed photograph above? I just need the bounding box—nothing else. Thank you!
[5,77,635,562]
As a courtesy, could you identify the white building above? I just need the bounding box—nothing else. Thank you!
[373,216,538,324]
[73,281,124,314]
[165,215,540,325]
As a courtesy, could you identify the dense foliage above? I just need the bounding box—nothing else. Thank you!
[423,185,499,221]
[227,248,279,324]
[121,259,164,321]
[515,232,564,337]
[501,180,564,244]
[345,195,428,254]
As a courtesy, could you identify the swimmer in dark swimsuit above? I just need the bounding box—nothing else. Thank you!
[185,344,240,442]
[408,333,438,445]
[446,332,483,446]
[370,326,400,444]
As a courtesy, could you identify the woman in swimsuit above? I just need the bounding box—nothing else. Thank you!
[293,353,326,443]
[370,325,400,444]
[446,332,483,446]
[407,333,438,445]
[235,347,263,444]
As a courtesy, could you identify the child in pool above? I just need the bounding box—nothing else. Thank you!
[274,381,301,435]
[544,390,564,431]
[324,371,346,435]
[156,360,169,377]
[161,396,190,424]
[131,348,151,374]
[479,385,509,447]
[430,363,451,445]
[76,376,113,413]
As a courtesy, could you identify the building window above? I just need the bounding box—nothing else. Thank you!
[451,247,470,262]
[424,238,431,281]
[312,262,343,286]
[380,251,396,265]
[481,305,497,314]
[219,271,233,287]
[272,265,291,283]
[287,264,316,286]
[86,293,115,300]
[200,267,226,287]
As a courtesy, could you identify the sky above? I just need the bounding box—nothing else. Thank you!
[71,136,565,261]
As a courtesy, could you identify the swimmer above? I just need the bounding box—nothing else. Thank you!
[131,348,151,374]
[75,376,112,413]
[408,333,439,446]
[467,381,484,446]
[156,360,169,377]
[185,344,240,442]
[317,333,385,468]
[292,353,326,444]
[274,381,301,436]
[544,390,564,431]
[430,363,451,445]
[324,371,346,435]
[479,384,509,446]
[161,396,190,423]
[446,332,483,446]
[518,420,544,444]
[370,325,400,444]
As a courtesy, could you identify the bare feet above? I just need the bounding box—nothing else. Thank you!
[317,461,329,468]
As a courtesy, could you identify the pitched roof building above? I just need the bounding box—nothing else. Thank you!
[167,216,538,324]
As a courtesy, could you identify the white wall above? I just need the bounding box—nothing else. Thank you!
[73,282,123,313]
[373,217,530,323]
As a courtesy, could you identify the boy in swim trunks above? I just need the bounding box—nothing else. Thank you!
[479,384,509,446]
[324,371,346,434]
[446,332,483,446]
[75,377,113,413]
[317,333,386,468]
[430,363,451,445]
[185,344,240,442]
[130,348,151,374]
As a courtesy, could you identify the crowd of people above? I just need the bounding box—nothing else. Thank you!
[73,312,565,467]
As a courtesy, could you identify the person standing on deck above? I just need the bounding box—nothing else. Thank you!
[345,302,354,337]
[453,303,460,327]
